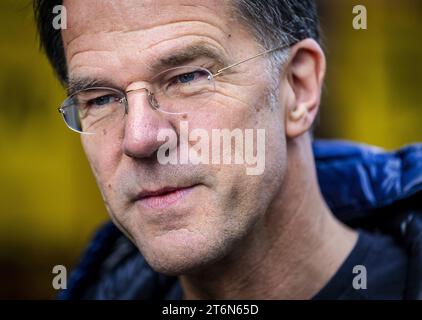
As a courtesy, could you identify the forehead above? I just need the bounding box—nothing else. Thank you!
[61,0,251,86]
[62,0,235,48]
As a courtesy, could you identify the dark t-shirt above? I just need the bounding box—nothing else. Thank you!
[166,230,408,300]
[312,230,408,299]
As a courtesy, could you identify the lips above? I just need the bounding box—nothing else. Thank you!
[134,185,197,209]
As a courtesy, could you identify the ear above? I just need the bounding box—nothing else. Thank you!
[282,39,326,139]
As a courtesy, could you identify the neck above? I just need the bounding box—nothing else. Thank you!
[180,135,358,299]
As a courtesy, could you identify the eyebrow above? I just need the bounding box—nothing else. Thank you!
[67,43,227,96]
[156,43,226,70]
[67,78,118,96]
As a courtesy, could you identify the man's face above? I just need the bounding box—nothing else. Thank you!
[63,0,287,275]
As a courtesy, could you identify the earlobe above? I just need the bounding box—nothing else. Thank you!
[286,102,311,138]
[289,103,307,121]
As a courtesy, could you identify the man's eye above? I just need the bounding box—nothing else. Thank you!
[177,72,196,83]
[87,95,117,107]
[172,70,208,85]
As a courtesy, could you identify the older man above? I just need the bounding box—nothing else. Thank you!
[34,0,422,299]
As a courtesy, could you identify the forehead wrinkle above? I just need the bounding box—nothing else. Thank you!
[62,0,231,38]
[65,19,229,67]
[63,12,229,50]
[62,0,235,66]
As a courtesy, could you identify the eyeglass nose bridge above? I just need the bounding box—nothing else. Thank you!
[122,87,160,114]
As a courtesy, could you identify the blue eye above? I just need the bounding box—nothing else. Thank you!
[177,72,196,84]
[88,95,117,107]
[174,70,209,85]
[161,68,212,96]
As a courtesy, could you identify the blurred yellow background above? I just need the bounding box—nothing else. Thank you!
[0,0,421,299]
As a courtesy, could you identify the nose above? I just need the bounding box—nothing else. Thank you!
[122,88,176,159]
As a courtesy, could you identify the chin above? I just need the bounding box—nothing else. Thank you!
[146,257,206,276]
[136,228,227,276]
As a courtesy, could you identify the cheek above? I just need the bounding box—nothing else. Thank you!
[81,135,122,189]
[205,101,286,215]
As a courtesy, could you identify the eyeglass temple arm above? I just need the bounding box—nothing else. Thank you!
[212,45,290,78]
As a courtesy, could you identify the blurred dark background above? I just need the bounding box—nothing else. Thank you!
[0,0,421,299]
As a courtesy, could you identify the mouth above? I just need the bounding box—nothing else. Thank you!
[134,185,198,209]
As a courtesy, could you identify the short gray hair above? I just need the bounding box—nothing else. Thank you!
[233,0,320,70]
[233,0,320,48]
